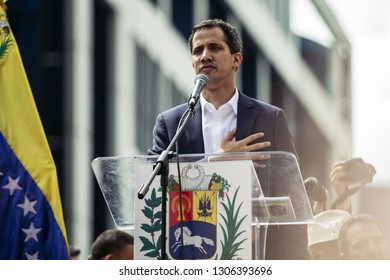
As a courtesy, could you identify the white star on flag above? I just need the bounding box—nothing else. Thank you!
[22,222,42,242]
[17,196,37,217]
[26,251,39,260]
[2,176,23,196]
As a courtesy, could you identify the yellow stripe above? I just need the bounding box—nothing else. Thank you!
[0,6,68,247]
[0,0,6,12]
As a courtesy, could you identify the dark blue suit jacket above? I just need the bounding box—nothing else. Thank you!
[149,92,297,156]
[148,92,308,260]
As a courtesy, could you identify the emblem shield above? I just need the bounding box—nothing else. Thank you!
[169,190,217,259]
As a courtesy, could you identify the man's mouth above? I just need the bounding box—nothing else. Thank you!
[200,64,216,72]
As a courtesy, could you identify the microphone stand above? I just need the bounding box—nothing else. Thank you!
[137,106,196,260]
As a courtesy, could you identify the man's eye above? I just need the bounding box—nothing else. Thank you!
[193,48,202,55]
[210,44,222,50]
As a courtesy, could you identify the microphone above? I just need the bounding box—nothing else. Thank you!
[188,74,208,109]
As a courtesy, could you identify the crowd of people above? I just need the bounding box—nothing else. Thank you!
[306,159,390,260]
[308,210,390,260]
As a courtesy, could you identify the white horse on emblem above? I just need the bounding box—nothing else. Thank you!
[171,226,215,254]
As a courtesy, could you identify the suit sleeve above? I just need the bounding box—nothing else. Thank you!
[274,108,298,159]
[148,113,169,155]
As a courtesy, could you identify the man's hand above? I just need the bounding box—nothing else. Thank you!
[330,161,357,197]
[217,128,271,153]
[329,161,353,212]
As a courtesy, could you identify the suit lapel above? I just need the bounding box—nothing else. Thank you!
[183,104,205,153]
[236,93,257,141]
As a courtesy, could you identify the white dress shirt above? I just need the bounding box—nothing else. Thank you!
[200,88,239,154]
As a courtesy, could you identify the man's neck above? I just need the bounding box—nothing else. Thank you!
[202,85,236,110]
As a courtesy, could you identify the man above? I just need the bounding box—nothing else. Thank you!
[338,214,390,260]
[311,160,356,214]
[307,210,351,259]
[90,229,134,260]
[148,19,307,259]
[311,158,375,214]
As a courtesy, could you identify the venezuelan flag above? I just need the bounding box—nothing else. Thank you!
[0,1,69,259]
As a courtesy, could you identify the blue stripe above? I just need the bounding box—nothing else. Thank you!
[0,132,69,260]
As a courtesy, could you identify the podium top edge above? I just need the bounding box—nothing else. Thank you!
[91,151,297,162]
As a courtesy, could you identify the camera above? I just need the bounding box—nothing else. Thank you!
[342,157,376,183]
[304,177,326,202]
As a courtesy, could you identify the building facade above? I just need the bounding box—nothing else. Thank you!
[8,0,352,258]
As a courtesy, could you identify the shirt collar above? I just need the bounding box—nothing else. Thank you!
[200,88,239,114]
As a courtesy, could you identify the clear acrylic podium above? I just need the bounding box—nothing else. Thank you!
[91,151,313,260]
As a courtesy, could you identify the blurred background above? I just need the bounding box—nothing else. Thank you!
[6,0,390,259]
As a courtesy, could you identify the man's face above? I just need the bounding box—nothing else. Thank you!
[342,223,390,260]
[191,27,241,89]
[308,240,341,260]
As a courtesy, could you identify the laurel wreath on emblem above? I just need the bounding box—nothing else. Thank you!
[217,186,248,260]
[167,171,231,199]
[139,173,247,260]
[0,14,12,61]
[138,187,168,260]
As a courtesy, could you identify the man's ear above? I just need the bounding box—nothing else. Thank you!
[233,53,243,68]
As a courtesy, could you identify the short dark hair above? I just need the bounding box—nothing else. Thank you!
[338,214,385,255]
[188,18,242,54]
[69,245,81,257]
[90,229,134,260]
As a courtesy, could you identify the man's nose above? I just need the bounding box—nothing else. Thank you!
[201,49,212,62]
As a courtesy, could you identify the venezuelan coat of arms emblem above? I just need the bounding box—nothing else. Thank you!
[135,161,253,260]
